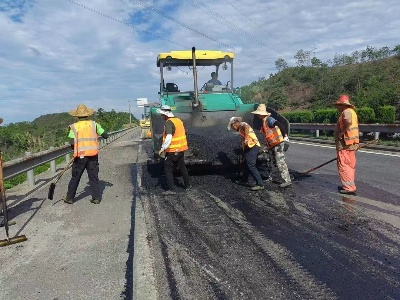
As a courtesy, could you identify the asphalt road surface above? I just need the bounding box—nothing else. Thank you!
[1,133,399,300]
[140,140,400,300]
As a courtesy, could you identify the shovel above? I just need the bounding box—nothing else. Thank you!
[0,150,27,247]
[299,139,378,177]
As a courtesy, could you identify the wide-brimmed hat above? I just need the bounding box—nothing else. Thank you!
[227,116,242,130]
[0,118,3,125]
[333,95,355,108]
[69,104,94,117]
[251,103,271,116]
[156,107,174,118]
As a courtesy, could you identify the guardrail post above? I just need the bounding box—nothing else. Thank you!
[25,152,35,187]
[316,130,320,138]
[375,131,380,140]
[65,142,71,163]
[49,147,56,173]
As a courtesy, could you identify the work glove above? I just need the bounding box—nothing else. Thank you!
[283,136,290,142]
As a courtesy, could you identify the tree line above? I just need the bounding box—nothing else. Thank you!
[240,44,400,121]
[275,44,400,71]
[0,109,138,161]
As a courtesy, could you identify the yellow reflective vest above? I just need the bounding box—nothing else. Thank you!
[239,122,260,149]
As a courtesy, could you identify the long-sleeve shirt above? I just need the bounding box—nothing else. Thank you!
[160,119,175,152]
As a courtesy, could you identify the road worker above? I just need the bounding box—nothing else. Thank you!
[158,105,190,196]
[228,117,264,191]
[252,104,292,188]
[64,104,109,204]
[333,95,359,195]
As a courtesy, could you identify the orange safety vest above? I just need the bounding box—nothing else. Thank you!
[261,118,284,149]
[70,120,99,157]
[162,118,188,152]
[339,108,359,145]
[239,122,260,149]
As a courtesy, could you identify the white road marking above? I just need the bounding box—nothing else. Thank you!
[290,141,400,158]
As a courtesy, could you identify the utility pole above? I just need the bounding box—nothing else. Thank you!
[128,100,132,125]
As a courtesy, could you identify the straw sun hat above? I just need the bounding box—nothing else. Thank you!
[251,104,271,116]
[69,104,95,117]
[333,94,355,108]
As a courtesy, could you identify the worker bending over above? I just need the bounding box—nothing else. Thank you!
[252,104,292,188]
[228,117,264,191]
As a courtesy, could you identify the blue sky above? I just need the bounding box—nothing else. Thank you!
[1,0,399,123]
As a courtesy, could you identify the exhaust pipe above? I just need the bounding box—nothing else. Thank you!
[191,47,200,108]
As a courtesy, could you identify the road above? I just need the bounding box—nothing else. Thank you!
[0,134,399,300]
[140,140,400,300]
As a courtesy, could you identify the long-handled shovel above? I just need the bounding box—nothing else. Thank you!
[299,139,379,176]
[0,150,27,247]
[47,158,74,200]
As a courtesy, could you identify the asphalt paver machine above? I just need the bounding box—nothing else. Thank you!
[150,47,289,166]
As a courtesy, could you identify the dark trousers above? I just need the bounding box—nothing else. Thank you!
[164,152,190,191]
[241,145,263,186]
[66,155,101,200]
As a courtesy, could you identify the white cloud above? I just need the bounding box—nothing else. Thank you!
[0,0,399,123]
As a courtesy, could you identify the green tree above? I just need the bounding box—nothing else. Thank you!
[275,58,288,71]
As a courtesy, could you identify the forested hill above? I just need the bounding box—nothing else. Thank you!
[240,52,400,120]
[0,109,138,161]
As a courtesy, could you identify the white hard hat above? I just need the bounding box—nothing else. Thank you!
[156,108,174,118]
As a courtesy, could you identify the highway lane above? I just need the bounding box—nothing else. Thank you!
[1,133,399,300]
[141,140,400,299]
[287,141,400,200]
[0,129,158,300]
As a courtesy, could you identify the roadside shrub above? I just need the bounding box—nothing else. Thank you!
[282,110,314,123]
[376,106,396,123]
[313,109,338,123]
[356,107,375,123]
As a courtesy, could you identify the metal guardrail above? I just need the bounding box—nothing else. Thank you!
[3,127,138,186]
[290,123,400,133]
[290,123,400,140]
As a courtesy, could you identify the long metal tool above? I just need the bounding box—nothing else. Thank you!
[0,150,27,247]
[47,158,74,200]
[301,139,379,176]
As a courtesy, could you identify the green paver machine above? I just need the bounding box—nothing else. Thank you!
[150,47,288,166]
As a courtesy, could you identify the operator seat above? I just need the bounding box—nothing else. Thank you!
[166,83,179,92]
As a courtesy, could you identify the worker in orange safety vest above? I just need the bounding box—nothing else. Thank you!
[158,105,190,196]
[333,95,359,195]
[64,104,109,204]
[228,117,264,191]
[252,104,292,188]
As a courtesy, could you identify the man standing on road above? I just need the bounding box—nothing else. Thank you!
[228,117,264,191]
[334,95,359,195]
[158,105,190,196]
[64,104,109,204]
[252,104,292,188]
